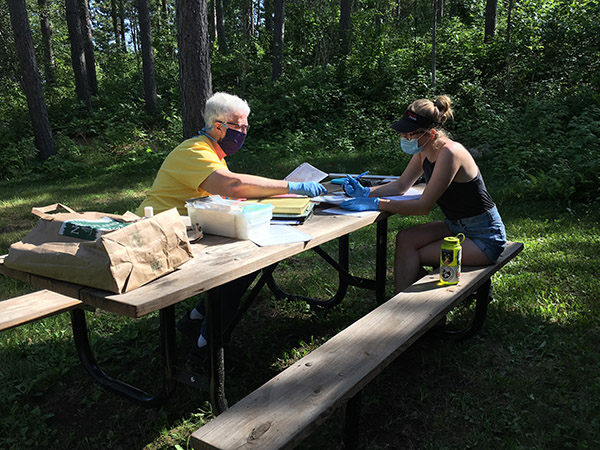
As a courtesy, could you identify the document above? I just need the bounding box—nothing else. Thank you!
[250,225,313,247]
[284,162,328,183]
[311,194,348,205]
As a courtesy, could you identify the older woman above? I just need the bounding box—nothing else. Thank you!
[138,92,327,366]
[341,95,506,292]
[138,92,325,216]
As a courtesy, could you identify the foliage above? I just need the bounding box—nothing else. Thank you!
[1,0,599,203]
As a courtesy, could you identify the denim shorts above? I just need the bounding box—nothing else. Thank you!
[445,205,507,263]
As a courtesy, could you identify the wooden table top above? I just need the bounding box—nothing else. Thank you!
[1,208,388,318]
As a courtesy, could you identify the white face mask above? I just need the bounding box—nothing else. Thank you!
[400,131,429,155]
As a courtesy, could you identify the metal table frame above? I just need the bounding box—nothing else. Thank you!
[67,219,389,412]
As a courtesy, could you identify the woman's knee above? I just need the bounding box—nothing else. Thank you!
[395,222,448,251]
[395,228,416,252]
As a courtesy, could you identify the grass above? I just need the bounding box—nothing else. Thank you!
[1,147,599,450]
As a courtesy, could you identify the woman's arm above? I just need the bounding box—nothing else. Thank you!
[378,146,462,215]
[369,154,425,197]
[200,169,289,198]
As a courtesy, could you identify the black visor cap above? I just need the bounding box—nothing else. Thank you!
[390,110,434,133]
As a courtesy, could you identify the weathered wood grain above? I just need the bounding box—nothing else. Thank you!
[190,242,523,450]
[0,289,82,331]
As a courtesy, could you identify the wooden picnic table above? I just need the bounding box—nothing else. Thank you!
[0,205,391,412]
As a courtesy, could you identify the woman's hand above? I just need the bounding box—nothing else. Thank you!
[343,175,370,197]
[340,197,380,211]
[288,181,328,197]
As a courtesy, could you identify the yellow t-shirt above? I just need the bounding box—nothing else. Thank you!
[137,135,228,216]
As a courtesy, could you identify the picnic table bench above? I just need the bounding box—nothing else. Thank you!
[0,289,82,332]
[191,241,524,450]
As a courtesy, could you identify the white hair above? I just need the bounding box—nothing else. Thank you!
[203,92,251,130]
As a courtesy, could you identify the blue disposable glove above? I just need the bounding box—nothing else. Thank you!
[288,181,328,197]
[343,175,370,197]
[340,197,380,212]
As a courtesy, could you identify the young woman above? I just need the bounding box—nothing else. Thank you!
[341,95,506,292]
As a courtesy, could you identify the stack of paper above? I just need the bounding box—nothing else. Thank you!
[245,196,312,215]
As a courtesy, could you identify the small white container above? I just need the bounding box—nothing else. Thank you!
[187,203,273,240]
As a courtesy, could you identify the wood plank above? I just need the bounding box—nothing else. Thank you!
[0,290,82,332]
[190,242,523,450]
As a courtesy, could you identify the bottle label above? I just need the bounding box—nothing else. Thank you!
[440,247,461,285]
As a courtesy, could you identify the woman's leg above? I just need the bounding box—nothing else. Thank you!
[394,221,451,293]
[394,221,494,293]
[460,238,495,266]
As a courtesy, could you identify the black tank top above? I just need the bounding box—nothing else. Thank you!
[422,157,495,220]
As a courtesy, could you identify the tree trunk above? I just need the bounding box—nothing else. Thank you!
[432,0,438,87]
[484,0,497,43]
[65,0,92,110]
[119,0,127,51]
[138,0,158,113]
[7,0,56,159]
[505,0,515,86]
[111,0,120,48]
[208,0,215,42]
[272,0,284,80]
[506,0,514,46]
[244,0,254,36]
[79,0,98,95]
[339,0,351,56]
[37,0,56,85]
[264,0,273,34]
[132,12,139,56]
[215,0,226,52]
[176,0,213,139]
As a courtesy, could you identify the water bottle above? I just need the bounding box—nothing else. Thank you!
[440,233,465,285]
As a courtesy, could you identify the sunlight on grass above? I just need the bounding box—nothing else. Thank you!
[1,148,600,450]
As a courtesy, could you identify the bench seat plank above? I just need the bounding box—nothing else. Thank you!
[191,241,523,450]
[0,290,82,332]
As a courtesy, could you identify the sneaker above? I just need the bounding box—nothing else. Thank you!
[176,311,203,337]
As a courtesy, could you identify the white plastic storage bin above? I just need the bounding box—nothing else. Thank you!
[187,202,273,240]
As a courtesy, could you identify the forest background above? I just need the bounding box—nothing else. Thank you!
[1,0,599,449]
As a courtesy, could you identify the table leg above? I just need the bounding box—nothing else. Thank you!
[206,287,228,414]
[343,389,362,450]
[376,219,388,304]
[70,306,176,408]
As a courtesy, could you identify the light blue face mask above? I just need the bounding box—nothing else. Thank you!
[400,131,429,155]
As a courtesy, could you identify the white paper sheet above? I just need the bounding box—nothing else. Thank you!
[284,162,328,183]
[250,225,313,247]
[311,194,348,205]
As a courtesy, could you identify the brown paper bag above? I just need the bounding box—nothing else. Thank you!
[4,204,193,293]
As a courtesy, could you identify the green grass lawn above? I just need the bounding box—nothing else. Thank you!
[1,150,599,449]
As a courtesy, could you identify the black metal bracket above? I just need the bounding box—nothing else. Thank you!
[69,216,389,413]
[70,307,177,408]
[434,279,494,341]
[264,219,388,308]
[71,306,210,408]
